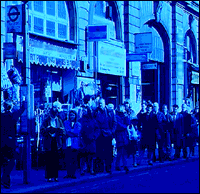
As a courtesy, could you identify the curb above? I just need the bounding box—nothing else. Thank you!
[10,157,198,193]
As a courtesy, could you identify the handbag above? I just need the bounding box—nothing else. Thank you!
[127,125,138,140]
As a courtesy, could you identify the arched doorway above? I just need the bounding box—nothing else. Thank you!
[142,20,171,108]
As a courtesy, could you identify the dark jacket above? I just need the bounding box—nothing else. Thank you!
[153,111,167,140]
[140,112,157,149]
[115,111,130,148]
[170,112,184,147]
[40,115,65,151]
[79,115,100,153]
[94,107,117,138]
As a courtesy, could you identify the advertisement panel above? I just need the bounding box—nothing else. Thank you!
[135,32,152,53]
[98,42,126,76]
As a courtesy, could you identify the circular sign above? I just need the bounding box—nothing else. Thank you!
[8,6,20,22]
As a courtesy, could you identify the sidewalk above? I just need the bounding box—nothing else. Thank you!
[1,154,199,193]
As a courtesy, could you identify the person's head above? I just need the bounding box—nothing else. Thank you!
[98,98,106,110]
[182,103,187,112]
[53,101,62,112]
[147,104,153,114]
[153,102,159,113]
[83,95,91,105]
[141,101,147,111]
[107,103,114,112]
[124,99,131,110]
[117,104,125,113]
[162,104,168,114]
[69,109,77,122]
[4,100,13,112]
[173,104,179,114]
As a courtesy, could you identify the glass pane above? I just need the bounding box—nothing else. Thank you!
[46,20,55,37]
[58,23,67,39]
[28,1,32,10]
[46,1,55,16]
[58,1,66,19]
[34,1,43,13]
[34,17,43,34]
[28,15,31,31]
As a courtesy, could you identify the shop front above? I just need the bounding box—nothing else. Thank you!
[17,34,79,109]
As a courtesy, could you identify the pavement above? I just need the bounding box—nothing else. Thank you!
[1,149,199,193]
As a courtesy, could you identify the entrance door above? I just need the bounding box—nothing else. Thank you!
[141,67,159,104]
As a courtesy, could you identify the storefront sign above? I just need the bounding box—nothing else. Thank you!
[98,42,126,76]
[142,63,157,70]
[135,32,152,53]
[87,25,109,41]
[191,71,199,85]
[126,53,147,62]
[17,38,79,69]
[7,5,22,33]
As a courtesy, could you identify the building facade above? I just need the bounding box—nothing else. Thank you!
[1,1,199,116]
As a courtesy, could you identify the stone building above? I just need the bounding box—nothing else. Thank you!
[1,1,199,115]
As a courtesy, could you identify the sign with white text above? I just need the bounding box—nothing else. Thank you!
[7,5,22,33]
[127,53,147,62]
[135,32,152,53]
[142,63,157,70]
[98,42,126,76]
[87,25,109,41]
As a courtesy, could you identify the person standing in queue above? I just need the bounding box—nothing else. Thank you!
[170,104,184,160]
[153,102,167,163]
[93,98,117,174]
[40,101,66,182]
[1,97,26,189]
[139,103,157,165]
[161,104,173,161]
[115,104,130,173]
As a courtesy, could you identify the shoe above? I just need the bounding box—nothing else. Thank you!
[64,175,71,179]
[90,170,96,175]
[47,178,53,182]
[133,163,137,167]
[148,161,153,166]
[124,166,129,174]
[80,172,85,176]
[54,178,58,182]
[115,166,121,171]
[1,181,10,189]
[71,175,77,179]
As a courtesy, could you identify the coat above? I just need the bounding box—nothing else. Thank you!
[140,112,157,150]
[63,120,82,150]
[115,111,130,148]
[94,107,117,138]
[170,112,184,147]
[79,115,100,154]
[153,111,167,141]
[40,115,66,151]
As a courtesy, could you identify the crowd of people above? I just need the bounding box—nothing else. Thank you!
[1,94,199,187]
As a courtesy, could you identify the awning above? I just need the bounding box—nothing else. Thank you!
[17,37,80,70]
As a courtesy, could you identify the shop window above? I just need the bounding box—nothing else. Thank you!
[28,15,31,31]
[46,1,55,16]
[34,1,43,13]
[34,17,43,34]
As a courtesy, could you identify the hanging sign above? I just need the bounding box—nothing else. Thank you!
[3,42,17,59]
[135,32,152,53]
[7,5,22,33]
[142,63,157,70]
[191,71,199,85]
[87,25,110,41]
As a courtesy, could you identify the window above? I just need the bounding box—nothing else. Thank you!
[29,1,69,41]
[34,1,43,13]
[46,1,55,16]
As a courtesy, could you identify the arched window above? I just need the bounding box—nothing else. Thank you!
[93,1,121,40]
[28,1,70,41]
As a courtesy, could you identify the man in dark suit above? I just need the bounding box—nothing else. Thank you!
[153,102,167,163]
[171,104,184,160]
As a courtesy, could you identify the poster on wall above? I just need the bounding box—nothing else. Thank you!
[98,42,126,76]
[76,77,100,96]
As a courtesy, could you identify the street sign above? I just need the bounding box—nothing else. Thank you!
[135,32,152,53]
[142,63,157,70]
[87,25,109,41]
[3,42,16,59]
[126,53,147,62]
[7,5,22,33]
